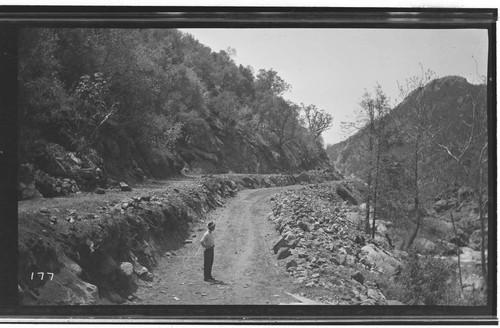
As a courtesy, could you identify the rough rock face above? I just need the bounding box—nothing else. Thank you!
[18,142,106,199]
[360,244,402,276]
[268,182,404,305]
[19,255,99,306]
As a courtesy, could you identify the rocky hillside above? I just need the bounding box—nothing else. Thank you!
[324,76,488,298]
[268,182,402,305]
[268,183,485,305]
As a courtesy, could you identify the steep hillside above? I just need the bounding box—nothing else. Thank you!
[18,28,331,200]
[325,76,489,278]
[327,76,486,178]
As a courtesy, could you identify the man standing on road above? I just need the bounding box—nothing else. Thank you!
[200,221,216,282]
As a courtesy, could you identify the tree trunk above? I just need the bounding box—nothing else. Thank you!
[450,212,463,296]
[365,132,374,235]
[478,142,487,293]
[478,192,487,288]
[406,139,421,250]
[371,137,382,239]
[365,197,371,235]
[406,209,420,250]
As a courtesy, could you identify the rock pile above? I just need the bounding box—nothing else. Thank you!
[268,182,405,305]
[18,142,106,200]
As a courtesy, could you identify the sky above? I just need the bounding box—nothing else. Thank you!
[180,28,489,146]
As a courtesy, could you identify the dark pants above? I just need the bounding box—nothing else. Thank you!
[204,246,214,279]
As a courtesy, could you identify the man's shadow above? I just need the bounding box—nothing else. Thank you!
[210,279,226,285]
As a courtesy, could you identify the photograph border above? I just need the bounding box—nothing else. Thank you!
[0,6,497,324]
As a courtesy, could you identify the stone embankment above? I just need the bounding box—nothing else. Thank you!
[268,182,406,305]
[18,170,341,305]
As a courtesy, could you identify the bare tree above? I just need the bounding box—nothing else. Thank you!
[341,84,390,236]
[434,70,488,286]
[301,104,333,142]
[395,65,435,249]
[370,85,391,238]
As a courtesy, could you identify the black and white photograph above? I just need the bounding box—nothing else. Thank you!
[6,6,495,323]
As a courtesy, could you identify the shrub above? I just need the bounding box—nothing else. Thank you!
[396,250,457,305]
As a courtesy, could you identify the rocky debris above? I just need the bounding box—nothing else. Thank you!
[32,170,81,198]
[18,142,107,200]
[268,182,405,305]
[19,164,78,199]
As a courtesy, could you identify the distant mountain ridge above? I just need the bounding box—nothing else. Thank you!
[326,75,486,179]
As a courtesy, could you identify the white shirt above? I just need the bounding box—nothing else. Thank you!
[200,230,215,249]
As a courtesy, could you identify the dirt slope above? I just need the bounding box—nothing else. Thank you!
[133,187,302,305]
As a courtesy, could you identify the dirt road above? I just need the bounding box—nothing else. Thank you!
[133,186,301,305]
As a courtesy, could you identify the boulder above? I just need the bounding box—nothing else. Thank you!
[298,221,310,232]
[227,180,238,190]
[459,247,483,263]
[141,272,154,282]
[68,152,82,165]
[354,235,365,245]
[134,265,149,276]
[376,223,387,234]
[65,259,83,278]
[277,247,292,260]
[95,187,106,194]
[414,238,437,253]
[119,182,132,191]
[433,199,450,213]
[27,266,99,305]
[120,262,134,276]
[336,185,358,205]
[286,259,298,269]
[360,244,401,275]
[19,181,43,200]
[108,291,125,304]
[351,271,364,284]
[367,288,387,304]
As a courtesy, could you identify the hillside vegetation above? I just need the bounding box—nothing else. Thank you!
[18,28,332,199]
[326,75,489,302]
